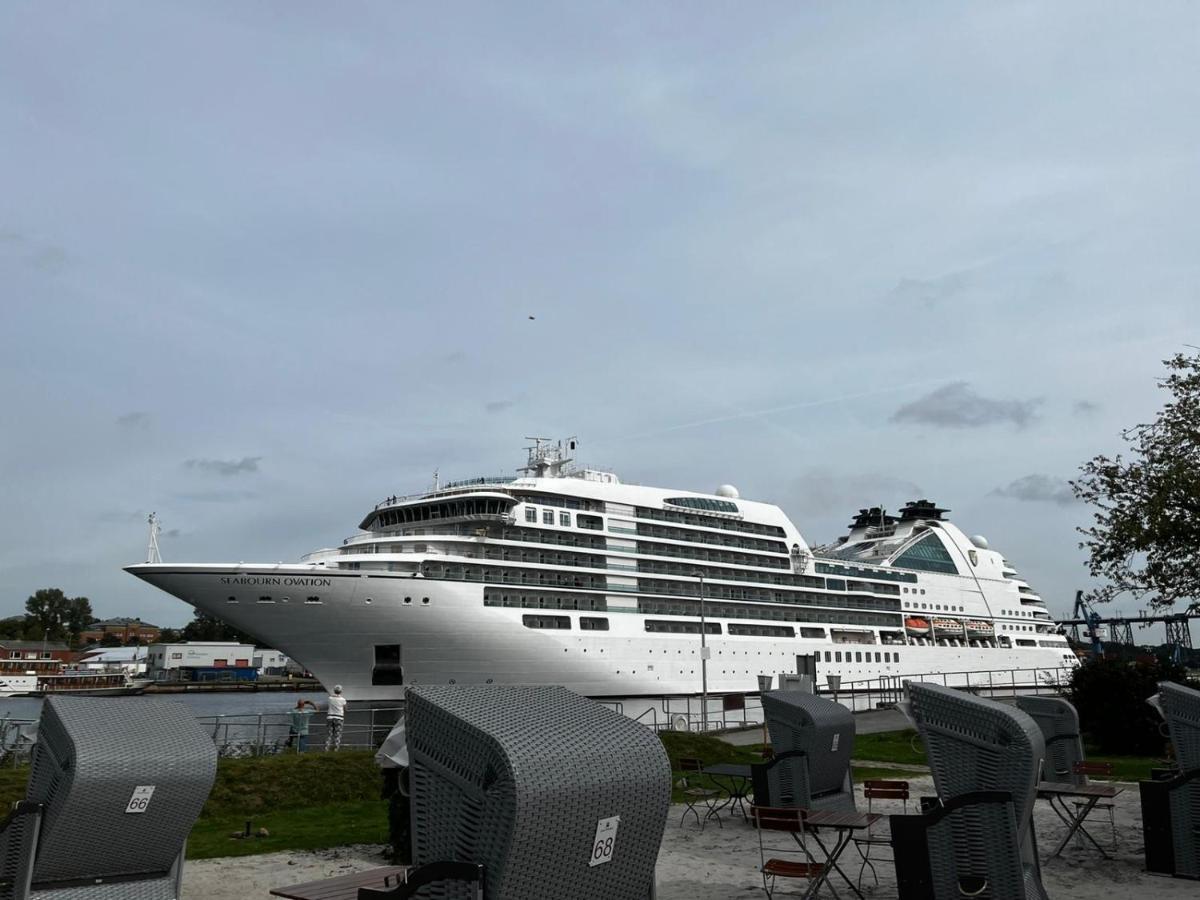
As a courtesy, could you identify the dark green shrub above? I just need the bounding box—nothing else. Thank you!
[1063,656,1189,755]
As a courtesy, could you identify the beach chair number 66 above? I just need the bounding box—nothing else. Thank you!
[125,785,156,814]
[589,815,620,867]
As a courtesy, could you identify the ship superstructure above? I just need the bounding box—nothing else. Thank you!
[127,438,1076,701]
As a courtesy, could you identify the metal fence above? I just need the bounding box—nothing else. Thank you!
[195,706,405,756]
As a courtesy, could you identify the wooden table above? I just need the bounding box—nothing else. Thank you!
[703,763,753,820]
[270,865,409,900]
[1036,781,1123,859]
[796,810,881,900]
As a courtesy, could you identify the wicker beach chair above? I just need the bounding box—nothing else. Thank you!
[0,696,217,900]
[751,689,856,812]
[402,684,670,900]
[1141,681,1200,879]
[904,682,1048,900]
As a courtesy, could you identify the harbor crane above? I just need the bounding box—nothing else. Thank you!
[1058,590,1198,662]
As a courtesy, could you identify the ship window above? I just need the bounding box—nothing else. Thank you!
[577,514,603,531]
[884,652,891,663]
[824,651,831,662]
[525,507,537,522]
[580,617,609,631]
[257,596,274,604]
[543,509,554,525]
[227,596,237,603]
[875,652,881,662]
[801,627,826,639]
[560,511,571,527]
[835,652,842,662]
[523,615,570,629]
[855,652,862,662]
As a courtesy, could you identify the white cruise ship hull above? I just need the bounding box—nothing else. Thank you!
[126,563,1074,703]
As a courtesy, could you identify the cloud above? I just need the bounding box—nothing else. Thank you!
[991,474,1076,506]
[173,489,259,503]
[785,469,924,517]
[484,399,517,413]
[1073,399,1100,416]
[889,270,970,308]
[184,456,262,476]
[116,411,152,428]
[890,382,1041,429]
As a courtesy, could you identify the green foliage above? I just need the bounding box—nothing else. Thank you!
[1072,351,1200,611]
[181,610,263,646]
[1064,656,1190,755]
[657,730,763,769]
[20,589,92,645]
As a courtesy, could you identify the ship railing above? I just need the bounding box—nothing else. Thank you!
[820,665,1075,712]
[194,706,406,757]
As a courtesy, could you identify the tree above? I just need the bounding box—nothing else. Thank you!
[180,610,262,646]
[1064,656,1189,755]
[99,633,123,648]
[64,596,93,643]
[24,588,70,642]
[1071,351,1200,611]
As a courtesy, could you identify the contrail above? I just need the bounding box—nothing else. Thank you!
[613,376,950,443]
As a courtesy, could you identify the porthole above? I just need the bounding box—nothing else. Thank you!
[365,598,373,604]
[422,597,430,604]
[404,597,412,604]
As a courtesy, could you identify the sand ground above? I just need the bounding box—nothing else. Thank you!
[183,776,1198,899]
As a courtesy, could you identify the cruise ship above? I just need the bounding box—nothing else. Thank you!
[126,438,1077,702]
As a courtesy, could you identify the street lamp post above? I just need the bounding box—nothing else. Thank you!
[694,571,709,732]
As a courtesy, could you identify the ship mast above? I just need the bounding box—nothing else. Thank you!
[146,512,162,564]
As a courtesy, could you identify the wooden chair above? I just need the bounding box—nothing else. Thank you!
[751,805,822,899]
[679,757,724,829]
[852,779,910,888]
[1072,760,1118,847]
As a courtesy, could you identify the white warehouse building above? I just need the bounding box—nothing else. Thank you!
[147,641,290,678]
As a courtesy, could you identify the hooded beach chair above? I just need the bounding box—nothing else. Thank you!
[0,696,217,900]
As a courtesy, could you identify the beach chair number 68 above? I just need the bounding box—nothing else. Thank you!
[589,815,620,867]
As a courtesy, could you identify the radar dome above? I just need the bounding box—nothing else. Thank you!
[715,484,740,499]
[970,534,989,549]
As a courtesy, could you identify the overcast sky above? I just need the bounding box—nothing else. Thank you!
[1,3,1196,643]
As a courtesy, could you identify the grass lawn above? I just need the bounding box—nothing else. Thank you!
[853,729,928,766]
[188,799,387,859]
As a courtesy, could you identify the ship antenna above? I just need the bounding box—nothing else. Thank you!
[146,512,162,564]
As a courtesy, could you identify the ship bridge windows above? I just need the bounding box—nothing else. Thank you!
[580,616,609,631]
[372,497,514,530]
[891,533,959,575]
[523,615,571,629]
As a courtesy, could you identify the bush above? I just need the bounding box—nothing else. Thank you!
[1063,656,1190,755]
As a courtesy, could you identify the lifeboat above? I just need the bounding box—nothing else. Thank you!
[904,617,931,634]
[932,618,964,633]
[965,620,994,635]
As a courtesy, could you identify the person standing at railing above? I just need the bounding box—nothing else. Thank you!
[287,698,318,751]
[325,685,347,751]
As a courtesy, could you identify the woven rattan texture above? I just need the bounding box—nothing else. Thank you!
[1159,682,1200,878]
[1015,696,1085,786]
[908,683,1048,900]
[406,685,670,900]
[761,690,856,812]
[22,697,216,896]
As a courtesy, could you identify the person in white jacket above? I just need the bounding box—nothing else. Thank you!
[325,685,347,751]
